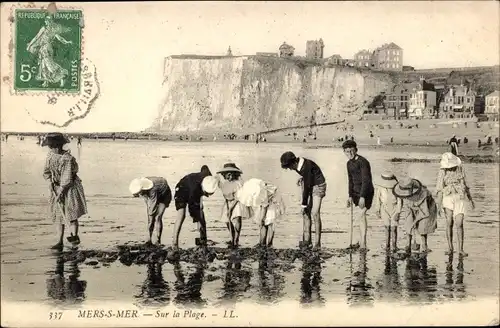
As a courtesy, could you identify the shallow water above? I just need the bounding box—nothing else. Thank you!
[1,138,499,308]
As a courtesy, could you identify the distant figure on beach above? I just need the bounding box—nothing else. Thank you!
[377,136,381,145]
[486,135,492,145]
[390,136,394,143]
[393,177,437,255]
[42,132,87,249]
[172,166,217,252]
[435,153,474,257]
[76,136,82,147]
[280,151,326,250]
[478,139,482,148]
[463,137,468,144]
[236,178,286,248]
[464,122,468,128]
[373,172,401,252]
[129,177,172,246]
[495,137,499,145]
[343,140,374,251]
[217,163,247,248]
[449,135,459,155]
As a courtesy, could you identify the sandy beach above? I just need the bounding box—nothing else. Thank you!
[1,137,498,309]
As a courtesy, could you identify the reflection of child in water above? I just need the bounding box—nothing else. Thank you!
[173,263,205,305]
[136,263,170,305]
[46,257,87,303]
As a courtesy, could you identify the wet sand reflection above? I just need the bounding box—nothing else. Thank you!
[443,255,466,300]
[46,253,87,304]
[300,257,325,306]
[173,262,206,306]
[257,251,285,304]
[403,255,438,303]
[346,251,374,305]
[134,263,170,306]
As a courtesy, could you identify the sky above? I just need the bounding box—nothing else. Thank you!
[1,1,499,132]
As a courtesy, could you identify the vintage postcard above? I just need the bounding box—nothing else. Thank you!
[1,1,499,327]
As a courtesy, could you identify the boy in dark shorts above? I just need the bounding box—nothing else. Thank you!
[280,151,327,250]
[343,140,374,251]
[129,176,172,246]
[172,165,218,251]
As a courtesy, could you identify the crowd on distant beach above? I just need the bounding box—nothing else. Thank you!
[39,131,477,262]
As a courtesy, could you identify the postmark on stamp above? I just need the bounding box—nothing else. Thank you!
[5,4,100,127]
[14,8,82,93]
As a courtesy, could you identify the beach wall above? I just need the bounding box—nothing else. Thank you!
[152,56,394,132]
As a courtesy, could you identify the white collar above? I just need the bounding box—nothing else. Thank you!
[297,157,305,171]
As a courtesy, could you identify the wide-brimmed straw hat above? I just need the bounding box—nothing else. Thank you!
[201,176,218,194]
[41,132,69,147]
[129,178,154,195]
[440,152,462,169]
[217,163,243,174]
[376,171,398,189]
[280,151,297,168]
[392,177,422,198]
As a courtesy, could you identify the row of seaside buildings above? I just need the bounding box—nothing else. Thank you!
[370,79,499,120]
[267,39,408,72]
[224,41,498,119]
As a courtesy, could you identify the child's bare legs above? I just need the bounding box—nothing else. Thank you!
[444,209,454,255]
[257,206,269,247]
[311,195,323,250]
[266,223,275,247]
[52,224,65,248]
[147,216,155,245]
[232,217,242,247]
[197,210,208,250]
[455,214,467,257]
[154,203,167,245]
[390,226,398,251]
[172,208,186,249]
[359,208,368,249]
[384,226,391,250]
[302,210,312,246]
[420,234,428,252]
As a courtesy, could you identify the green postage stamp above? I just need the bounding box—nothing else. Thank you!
[14,9,82,93]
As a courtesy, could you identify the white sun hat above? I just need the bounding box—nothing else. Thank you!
[201,176,219,194]
[129,177,154,195]
[440,152,462,169]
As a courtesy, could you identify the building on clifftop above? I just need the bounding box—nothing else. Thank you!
[305,38,324,59]
[371,42,403,71]
[353,49,372,68]
[279,42,295,58]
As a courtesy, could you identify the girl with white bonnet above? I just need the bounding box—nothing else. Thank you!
[217,163,248,248]
[435,152,475,257]
[235,178,286,248]
[129,176,172,246]
[393,177,438,255]
[373,171,402,252]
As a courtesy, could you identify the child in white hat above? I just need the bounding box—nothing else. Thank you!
[129,176,172,246]
[235,178,286,248]
[171,166,217,251]
[435,152,475,257]
[373,171,402,252]
[217,163,249,248]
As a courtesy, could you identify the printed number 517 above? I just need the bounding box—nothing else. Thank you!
[49,312,63,320]
[19,64,37,82]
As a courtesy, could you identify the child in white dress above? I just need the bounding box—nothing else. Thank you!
[235,178,286,248]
